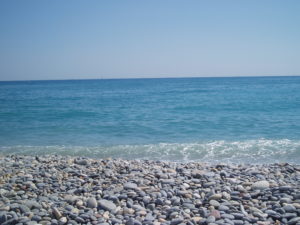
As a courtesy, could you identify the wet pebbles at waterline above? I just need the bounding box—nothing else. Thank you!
[0,155,300,225]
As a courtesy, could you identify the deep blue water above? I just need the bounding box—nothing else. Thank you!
[1,76,300,163]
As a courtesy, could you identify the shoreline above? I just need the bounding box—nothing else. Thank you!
[0,155,299,225]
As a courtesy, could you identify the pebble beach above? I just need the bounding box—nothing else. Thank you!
[0,155,300,225]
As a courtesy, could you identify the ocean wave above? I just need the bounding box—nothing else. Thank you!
[0,139,299,164]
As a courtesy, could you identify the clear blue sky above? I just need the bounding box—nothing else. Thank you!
[0,0,299,81]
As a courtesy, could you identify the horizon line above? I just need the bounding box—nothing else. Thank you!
[0,74,300,82]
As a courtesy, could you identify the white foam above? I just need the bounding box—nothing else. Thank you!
[1,139,299,164]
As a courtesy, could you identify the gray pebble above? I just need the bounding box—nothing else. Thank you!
[52,207,62,219]
[288,217,300,225]
[170,218,184,225]
[99,199,117,212]
[124,182,138,190]
[0,156,299,225]
[87,197,98,208]
[251,180,270,190]
[284,204,297,213]
[209,200,220,207]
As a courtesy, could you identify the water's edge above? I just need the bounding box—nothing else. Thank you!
[1,139,299,164]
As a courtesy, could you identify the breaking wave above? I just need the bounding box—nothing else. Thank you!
[1,139,299,164]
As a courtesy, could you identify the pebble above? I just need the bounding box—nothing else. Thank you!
[0,155,299,225]
[209,200,220,207]
[222,213,235,220]
[87,197,98,208]
[58,217,67,225]
[209,194,222,200]
[52,207,62,219]
[75,159,89,166]
[251,180,270,190]
[210,210,221,219]
[124,182,138,190]
[287,217,300,225]
[19,205,31,213]
[284,204,297,213]
[219,205,230,212]
[233,220,244,225]
[170,218,184,225]
[206,215,216,223]
[99,199,117,212]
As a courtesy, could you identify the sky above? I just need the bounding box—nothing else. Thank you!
[0,0,299,81]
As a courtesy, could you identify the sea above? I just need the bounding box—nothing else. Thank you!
[0,76,300,164]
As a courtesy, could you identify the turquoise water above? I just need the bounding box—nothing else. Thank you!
[1,76,300,163]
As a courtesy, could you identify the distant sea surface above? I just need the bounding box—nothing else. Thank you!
[1,76,300,164]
